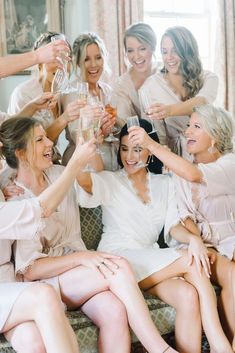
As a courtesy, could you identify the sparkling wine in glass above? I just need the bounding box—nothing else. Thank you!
[79,107,96,172]
[126,116,148,168]
[77,82,89,101]
[139,89,156,134]
[104,94,119,142]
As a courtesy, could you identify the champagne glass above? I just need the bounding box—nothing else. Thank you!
[126,116,148,168]
[77,82,89,100]
[51,34,75,94]
[104,94,119,142]
[139,89,156,134]
[79,107,96,172]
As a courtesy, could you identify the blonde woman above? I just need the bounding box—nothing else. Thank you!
[62,32,117,169]
[0,137,97,353]
[129,104,235,349]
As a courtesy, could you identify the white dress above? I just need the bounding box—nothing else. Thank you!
[76,170,181,282]
[171,153,235,259]
[0,190,43,331]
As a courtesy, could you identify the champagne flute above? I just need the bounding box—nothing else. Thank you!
[104,94,119,142]
[139,89,156,134]
[79,107,96,172]
[51,34,75,94]
[77,82,89,101]
[126,116,148,168]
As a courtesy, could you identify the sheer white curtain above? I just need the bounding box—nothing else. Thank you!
[214,0,235,116]
[89,0,143,78]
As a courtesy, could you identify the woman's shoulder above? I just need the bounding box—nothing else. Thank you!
[11,77,41,98]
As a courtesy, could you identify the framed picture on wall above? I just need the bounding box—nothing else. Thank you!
[0,0,63,73]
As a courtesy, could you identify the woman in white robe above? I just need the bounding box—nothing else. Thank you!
[76,119,233,353]
[0,138,96,353]
[129,105,235,349]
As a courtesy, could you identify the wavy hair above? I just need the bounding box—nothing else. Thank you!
[193,104,234,154]
[161,26,203,100]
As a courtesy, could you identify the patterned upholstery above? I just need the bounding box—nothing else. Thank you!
[0,207,176,353]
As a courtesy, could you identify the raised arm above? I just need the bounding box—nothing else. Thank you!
[39,139,96,216]
[128,126,202,182]
[0,40,70,78]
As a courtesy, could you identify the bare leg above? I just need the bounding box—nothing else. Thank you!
[209,251,235,348]
[81,292,131,353]
[139,251,233,353]
[59,259,178,353]
[147,278,201,353]
[3,283,79,353]
[4,322,46,353]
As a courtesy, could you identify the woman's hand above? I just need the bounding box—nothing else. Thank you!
[32,92,58,111]
[148,103,170,120]
[74,250,121,276]
[188,235,213,277]
[2,182,24,200]
[101,111,115,136]
[63,98,86,123]
[36,40,71,68]
[70,138,96,168]
[128,126,155,150]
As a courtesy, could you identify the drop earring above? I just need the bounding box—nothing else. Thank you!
[208,142,217,154]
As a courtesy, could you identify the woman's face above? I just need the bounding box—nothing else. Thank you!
[120,135,149,175]
[24,125,53,171]
[161,35,181,75]
[185,113,214,159]
[83,43,104,85]
[125,36,153,73]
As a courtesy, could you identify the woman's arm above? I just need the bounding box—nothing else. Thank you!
[39,139,96,217]
[0,41,70,78]
[170,222,212,277]
[128,126,202,182]
[24,250,121,281]
[149,96,207,120]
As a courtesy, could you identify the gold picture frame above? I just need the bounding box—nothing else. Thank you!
[0,0,63,74]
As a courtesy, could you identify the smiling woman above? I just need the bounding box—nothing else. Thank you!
[113,22,157,121]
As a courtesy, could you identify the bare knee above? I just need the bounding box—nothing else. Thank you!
[95,294,128,329]
[13,339,46,353]
[29,283,62,314]
[175,281,199,314]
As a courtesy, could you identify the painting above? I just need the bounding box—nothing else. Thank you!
[0,0,62,60]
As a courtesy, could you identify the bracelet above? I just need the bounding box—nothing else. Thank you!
[162,346,170,353]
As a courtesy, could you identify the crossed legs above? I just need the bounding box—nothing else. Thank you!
[139,250,233,353]
[59,258,177,353]
[3,283,79,353]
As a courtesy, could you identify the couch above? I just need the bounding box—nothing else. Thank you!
[0,206,176,353]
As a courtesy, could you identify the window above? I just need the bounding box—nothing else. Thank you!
[144,0,216,70]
